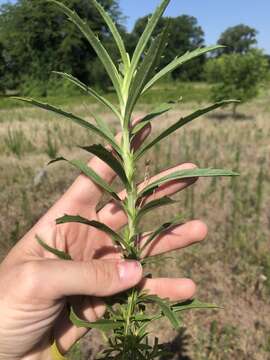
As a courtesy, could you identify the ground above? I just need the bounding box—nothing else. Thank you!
[0,83,270,359]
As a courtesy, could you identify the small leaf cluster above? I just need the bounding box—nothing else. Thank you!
[13,0,239,358]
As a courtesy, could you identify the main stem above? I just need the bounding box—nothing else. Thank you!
[120,106,143,358]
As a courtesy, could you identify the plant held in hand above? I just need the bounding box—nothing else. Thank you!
[13,0,238,358]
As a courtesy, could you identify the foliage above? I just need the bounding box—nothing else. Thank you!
[126,14,205,81]
[0,0,123,95]
[205,50,268,116]
[217,24,258,54]
[13,0,238,358]
[0,41,5,92]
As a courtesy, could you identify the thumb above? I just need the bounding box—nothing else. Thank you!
[36,259,143,299]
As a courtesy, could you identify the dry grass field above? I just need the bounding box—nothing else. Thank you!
[0,86,270,359]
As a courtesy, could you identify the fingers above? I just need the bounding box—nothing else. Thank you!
[62,123,151,207]
[140,220,208,258]
[140,278,196,302]
[98,163,197,230]
[54,297,105,355]
[30,259,143,299]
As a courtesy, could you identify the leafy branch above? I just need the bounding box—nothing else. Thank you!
[15,0,240,358]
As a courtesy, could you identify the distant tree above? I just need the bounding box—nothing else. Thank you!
[0,0,124,95]
[218,24,257,54]
[205,50,268,117]
[127,14,205,81]
[0,42,5,92]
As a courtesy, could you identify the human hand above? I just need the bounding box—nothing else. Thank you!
[0,124,207,360]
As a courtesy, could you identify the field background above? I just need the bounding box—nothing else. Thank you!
[1,81,270,359]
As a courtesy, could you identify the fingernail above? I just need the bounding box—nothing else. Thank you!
[117,260,142,281]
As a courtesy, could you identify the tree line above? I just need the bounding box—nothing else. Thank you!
[0,0,268,97]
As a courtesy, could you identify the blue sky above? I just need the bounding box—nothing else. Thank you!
[119,0,270,54]
[1,0,269,53]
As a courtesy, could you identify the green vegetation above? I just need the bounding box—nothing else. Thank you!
[1,87,270,359]
[205,50,268,117]
[217,24,258,54]
[8,0,240,358]
[1,0,270,359]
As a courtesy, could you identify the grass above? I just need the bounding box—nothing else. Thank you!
[0,81,211,111]
[1,82,270,359]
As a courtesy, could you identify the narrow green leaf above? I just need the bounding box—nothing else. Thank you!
[80,144,128,185]
[137,197,176,224]
[11,97,121,154]
[131,103,172,136]
[124,0,170,91]
[70,306,124,330]
[92,0,129,70]
[139,168,239,198]
[172,299,219,312]
[143,45,225,92]
[143,295,181,330]
[92,113,115,141]
[140,216,184,253]
[36,235,72,260]
[53,71,121,119]
[124,27,169,126]
[56,215,128,249]
[48,0,122,101]
[69,159,121,200]
[49,157,121,201]
[136,100,240,159]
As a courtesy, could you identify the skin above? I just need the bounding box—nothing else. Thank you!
[0,124,207,360]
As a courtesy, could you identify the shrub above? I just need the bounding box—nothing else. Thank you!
[205,50,268,117]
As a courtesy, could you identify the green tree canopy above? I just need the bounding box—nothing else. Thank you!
[126,14,205,81]
[0,0,124,95]
[217,24,258,54]
[205,50,268,116]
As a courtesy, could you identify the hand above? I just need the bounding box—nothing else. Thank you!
[0,124,207,360]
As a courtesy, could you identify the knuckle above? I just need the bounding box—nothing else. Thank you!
[87,260,114,295]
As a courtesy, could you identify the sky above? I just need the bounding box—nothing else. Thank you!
[118,0,270,54]
[0,0,269,54]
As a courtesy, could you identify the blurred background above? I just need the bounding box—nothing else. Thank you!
[0,1,270,359]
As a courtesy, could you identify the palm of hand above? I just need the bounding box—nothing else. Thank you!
[0,131,207,359]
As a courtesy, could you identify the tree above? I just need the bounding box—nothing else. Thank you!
[127,14,205,81]
[218,24,257,54]
[205,50,268,117]
[0,0,124,95]
[0,42,5,92]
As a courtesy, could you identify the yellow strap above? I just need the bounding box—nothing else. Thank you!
[50,341,66,360]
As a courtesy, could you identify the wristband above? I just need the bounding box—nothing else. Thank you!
[50,341,66,360]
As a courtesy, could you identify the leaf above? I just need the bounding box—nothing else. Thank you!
[92,113,115,141]
[49,157,121,201]
[137,197,176,224]
[172,299,219,312]
[139,168,239,198]
[92,0,129,70]
[143,45,225,92]
[124,27,169,126]
[131,103,172,136]
[56,215,128,249]
[124,0,170,91]
[70,306,124,330]
[53,71,121,119]
[48,0,122,101]
[11,97,121,154]
[143,295,181,330]
[136,100,240,159]
[36,236,72,260]
[80,144,128,186]
[140,215,184,253]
